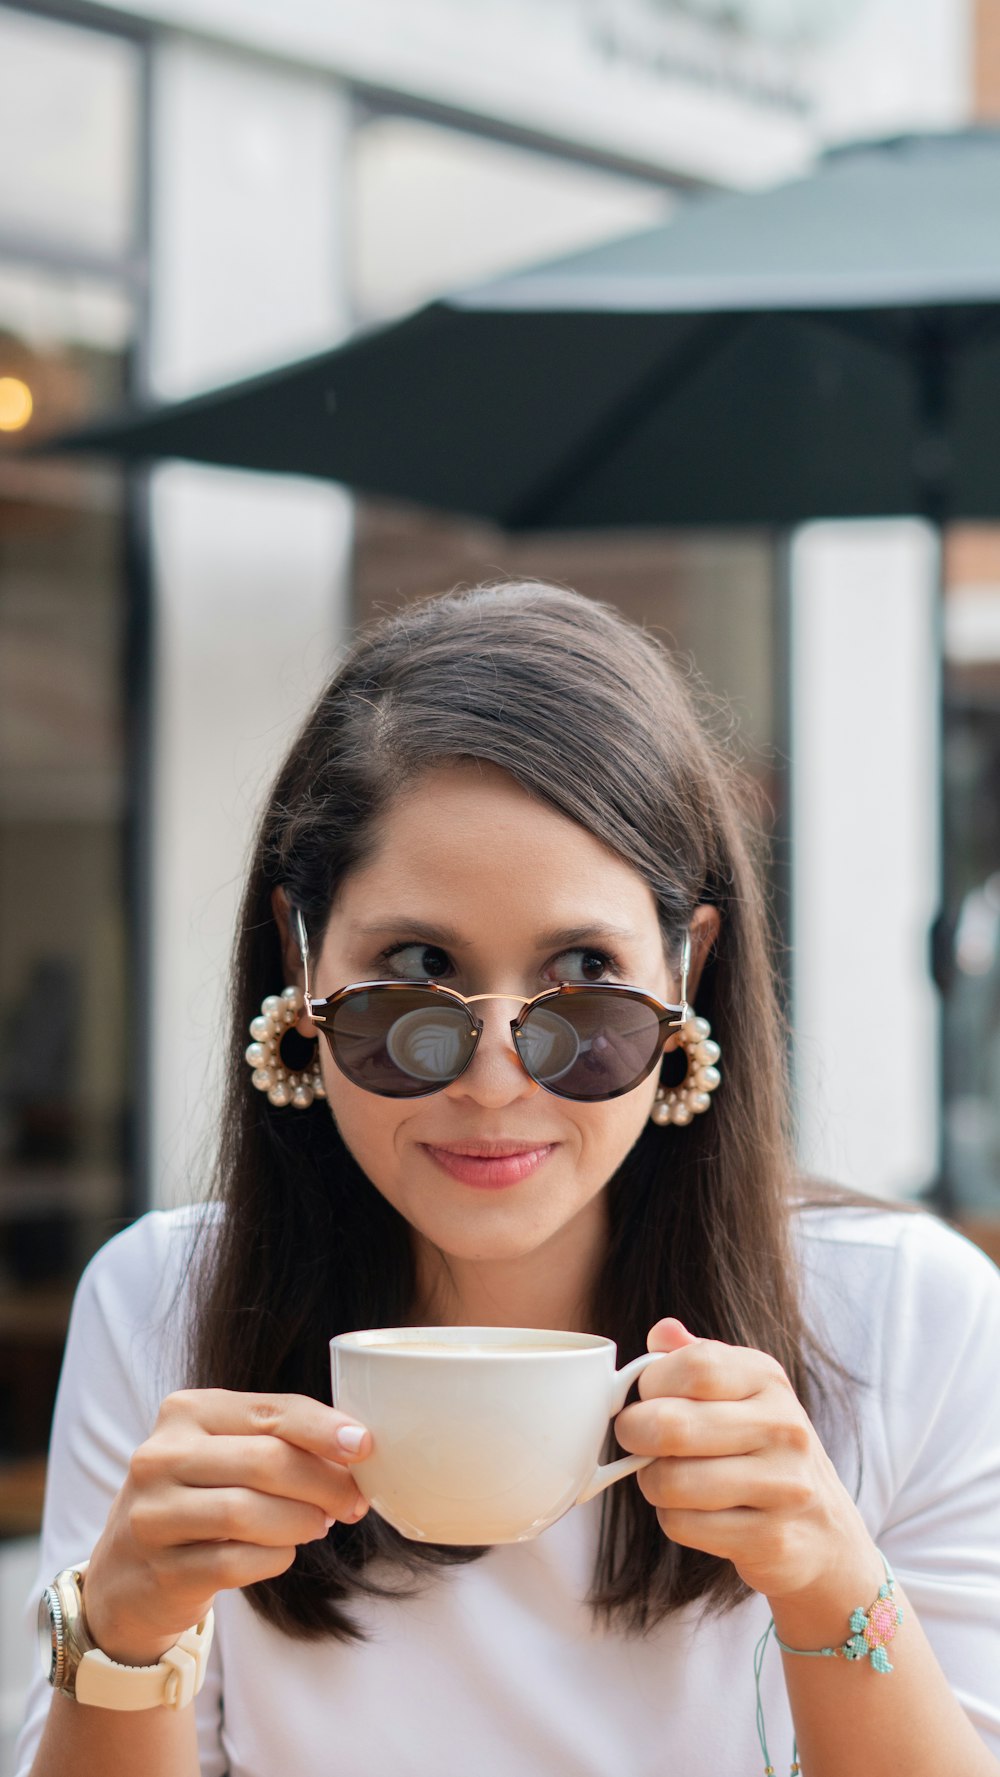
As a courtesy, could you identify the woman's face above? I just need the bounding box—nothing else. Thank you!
[279,763,715,1293]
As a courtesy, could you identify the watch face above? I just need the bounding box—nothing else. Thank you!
[37,1590,59,1684]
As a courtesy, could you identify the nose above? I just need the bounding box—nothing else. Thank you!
[446,999,539,1107]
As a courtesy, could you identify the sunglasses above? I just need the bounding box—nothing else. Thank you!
[293,911,692,1102]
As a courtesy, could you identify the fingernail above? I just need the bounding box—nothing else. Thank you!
[336,1424,367,1453]
[323,1516,336,1531]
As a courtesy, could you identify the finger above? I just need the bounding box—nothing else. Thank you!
[636,1341,780,1404]
[636,1454,810,1516]
[647,1317,700,1353]
[651,1504,760,1558]
[159,1390,372,1462]
[614,1397,771,1460]
[177,1485,369,1542]
[166,1537,312,1595]
[133,1483,365,1553]
[161,1434,367,1520]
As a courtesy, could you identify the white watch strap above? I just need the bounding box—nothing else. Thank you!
[75,1610,215,1711]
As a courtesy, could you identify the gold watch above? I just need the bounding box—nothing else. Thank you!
[37,1561,214,1711]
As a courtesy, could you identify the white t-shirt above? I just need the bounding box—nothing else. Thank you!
[13,1201,1000,1777]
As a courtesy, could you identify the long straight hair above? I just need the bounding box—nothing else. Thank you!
[184,580,841,1640]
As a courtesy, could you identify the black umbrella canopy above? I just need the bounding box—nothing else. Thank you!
[44,129,1000,529]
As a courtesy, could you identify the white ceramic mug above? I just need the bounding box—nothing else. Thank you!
[329,1325,660,1545]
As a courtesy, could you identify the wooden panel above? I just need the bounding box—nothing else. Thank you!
[974,0,1000,120]
[0,1455,46,1539]
[956,1216,1000,1269]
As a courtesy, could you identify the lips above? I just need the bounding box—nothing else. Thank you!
[420,1140,557,1188]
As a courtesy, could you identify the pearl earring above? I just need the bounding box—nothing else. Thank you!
[244,985,326,1110]
[649,1013,721,1126]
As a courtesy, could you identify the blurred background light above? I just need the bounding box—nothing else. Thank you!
[0,377,32,432]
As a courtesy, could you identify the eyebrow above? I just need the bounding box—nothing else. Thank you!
[348,919,469,947]
[535,923,644,950]
[347,919,644,950]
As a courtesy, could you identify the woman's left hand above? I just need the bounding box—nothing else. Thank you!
[613,1317,876,1603]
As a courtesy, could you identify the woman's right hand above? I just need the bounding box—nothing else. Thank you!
[80,1390,372,1666]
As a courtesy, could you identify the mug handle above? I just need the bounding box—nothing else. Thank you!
[574,1350,662,1505]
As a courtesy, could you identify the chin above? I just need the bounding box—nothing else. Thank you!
[410,1211,565,1267]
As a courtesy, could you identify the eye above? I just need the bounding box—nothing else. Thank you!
[378,942,452,981]
[544,947,619,985]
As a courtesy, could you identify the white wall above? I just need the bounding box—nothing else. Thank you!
[810,0,970,145]
[790,521,941,1198]
[350,116,673,323]
[82,0,818,188]
[780,0,969,1204]
[147,39,354,1207]
[0,1539,43,1775]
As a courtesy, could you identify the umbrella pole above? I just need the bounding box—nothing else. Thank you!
[914,316,952,1215]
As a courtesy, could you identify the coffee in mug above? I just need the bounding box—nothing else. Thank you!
[329,1325,660,1545]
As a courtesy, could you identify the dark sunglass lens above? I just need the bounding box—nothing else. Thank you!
[516,992,663,1100]
[328,990,477,1096]
[513,1007,583,1084]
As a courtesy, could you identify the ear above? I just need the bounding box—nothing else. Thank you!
[271,886,319,1037]
[662,904,721,1053]
[685,904,721,1003]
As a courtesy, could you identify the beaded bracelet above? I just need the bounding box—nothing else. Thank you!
[752,1551,902,1776]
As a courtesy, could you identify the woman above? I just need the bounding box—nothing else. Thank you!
[16,581,1000,1777]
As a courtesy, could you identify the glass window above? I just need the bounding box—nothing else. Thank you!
[0,88,138,1550]
[941,526,1000,1260]
[0,4,141,261]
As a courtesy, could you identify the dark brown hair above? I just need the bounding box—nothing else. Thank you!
[184,580,848,1641]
